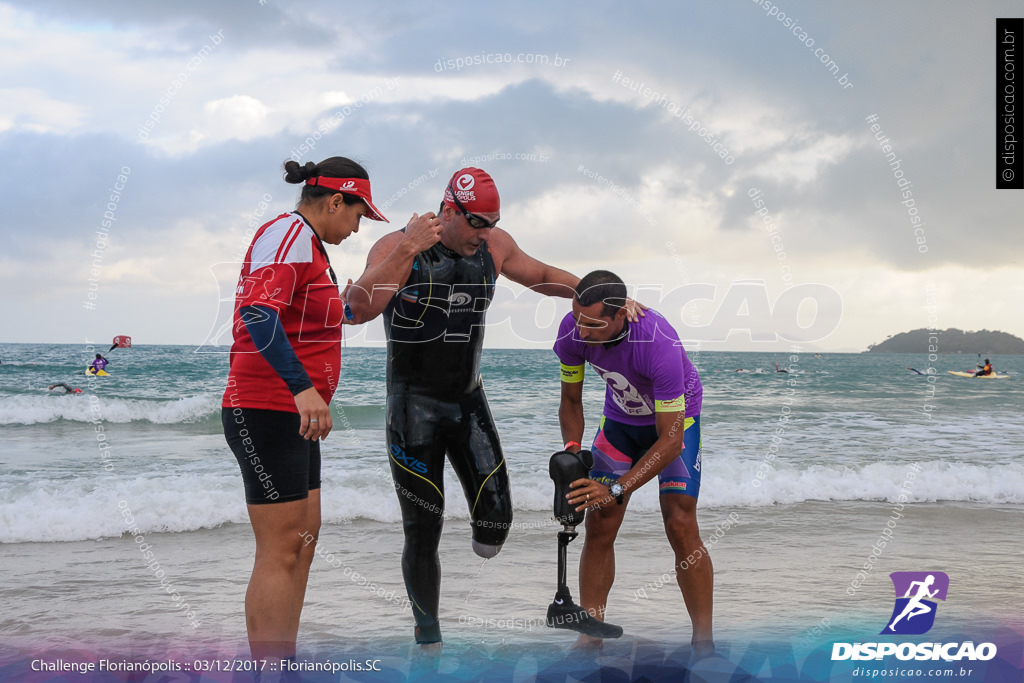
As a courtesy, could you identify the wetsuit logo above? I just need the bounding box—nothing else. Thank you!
[389,444,428,474]
[881,571,948,635]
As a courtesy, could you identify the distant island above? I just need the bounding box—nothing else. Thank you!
[866,328,1024,354]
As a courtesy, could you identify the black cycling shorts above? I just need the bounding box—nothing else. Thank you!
[222,407,321,505]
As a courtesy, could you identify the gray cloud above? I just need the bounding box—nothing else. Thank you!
[1,0,1020,345]
[4,0,337,49]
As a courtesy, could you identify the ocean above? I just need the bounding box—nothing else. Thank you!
[1,343,1022,682]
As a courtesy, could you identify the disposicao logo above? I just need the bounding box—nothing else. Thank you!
[831,572,997,662]
[882,571,948,635]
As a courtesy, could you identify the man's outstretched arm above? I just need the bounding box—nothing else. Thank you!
[491,228,578,298]
[492,229,647,319]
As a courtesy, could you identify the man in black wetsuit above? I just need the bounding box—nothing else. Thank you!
[345,168,583,646]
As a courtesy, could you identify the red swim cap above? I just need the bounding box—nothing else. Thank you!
[443,168,500,214]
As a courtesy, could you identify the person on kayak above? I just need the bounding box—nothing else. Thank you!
[90,354,109,373]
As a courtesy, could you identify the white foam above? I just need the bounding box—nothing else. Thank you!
[2,455,1021,544]
[0,472,246,543]
[699,457,1024,507]
[0,393,220,425]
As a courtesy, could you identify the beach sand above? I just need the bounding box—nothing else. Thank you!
[1,502,1019,657]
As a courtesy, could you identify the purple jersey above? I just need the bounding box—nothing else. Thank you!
[553,309,702,425]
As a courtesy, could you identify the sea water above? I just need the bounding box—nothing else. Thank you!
[0,344,1021,679]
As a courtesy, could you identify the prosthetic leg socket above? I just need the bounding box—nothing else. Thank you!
[545,449,623,639]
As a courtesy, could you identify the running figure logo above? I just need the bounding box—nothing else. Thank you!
[881,571,949,635]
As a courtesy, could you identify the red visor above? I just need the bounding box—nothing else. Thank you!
[306,176,389,222]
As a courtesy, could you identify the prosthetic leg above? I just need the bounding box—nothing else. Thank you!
[546,449,623,639]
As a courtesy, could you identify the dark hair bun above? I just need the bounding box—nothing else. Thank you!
[283,160,319,184]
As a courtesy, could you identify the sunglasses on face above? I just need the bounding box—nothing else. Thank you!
[445,183,500,229]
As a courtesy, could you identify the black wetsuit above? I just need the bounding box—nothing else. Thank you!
[384,240,512,644]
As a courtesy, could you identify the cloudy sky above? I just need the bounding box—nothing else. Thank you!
[2,0,1021,351]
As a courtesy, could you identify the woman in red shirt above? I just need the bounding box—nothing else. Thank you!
[222,156,390,662]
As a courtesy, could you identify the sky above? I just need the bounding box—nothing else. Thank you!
[1,0,1021,352]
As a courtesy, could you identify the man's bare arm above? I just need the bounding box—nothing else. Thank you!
[344,212,442,324]
[569,409,686,511]
[489,229,647,319]
[489,228,577,297]
[558,379,586,451]
[617,409,687,495]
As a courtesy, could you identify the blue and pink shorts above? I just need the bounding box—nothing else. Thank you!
[590,414,702,499]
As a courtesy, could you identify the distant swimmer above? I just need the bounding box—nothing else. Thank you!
[775,362,788,373]
[89,354,109,374]
[906,367,924,375]
[48,383,83,394]
[974,359,994,377]
[887,574,939,632]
